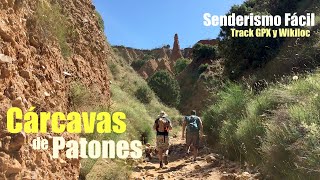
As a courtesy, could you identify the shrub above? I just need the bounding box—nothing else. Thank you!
[148,70,180,107]
[260,122,296,178]
[143,53,155,60]
[246,89,291,118]
[34,0,71,58]
[289,78,320,96]
[204,73,320,179]
[95,10,104,32]
[131,59,146,71]
[85,159,131,180]
[198,63,209,75]
[163,44,170,49]
[80,158,97,179]
[236,117,265,164]
[217,0,307,79]
[259,121,320,179]
[109,62,119,76]
[202,104,223,144]
[69,82,90,108]
[219,118,242,160]
[135,85,153,104]
[174,58,191,74]
[203,82,250,147]
[192,43,216,60]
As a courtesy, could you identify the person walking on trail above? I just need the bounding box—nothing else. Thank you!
[153,111,172,168]
[182,110,204,162]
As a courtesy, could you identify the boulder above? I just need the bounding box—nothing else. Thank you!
[205,155,216,163]
[194,164,201,170]
[9,131,26,151]
[0,54,15,64]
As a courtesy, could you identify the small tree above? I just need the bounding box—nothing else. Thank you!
[174,58,192,74]
[135,85,153,104]
[198,63,209,75]
[148,70,180,107]
[192,43,216,61]
[131,59,146,71]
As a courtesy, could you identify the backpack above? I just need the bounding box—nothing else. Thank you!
[156,117,170,132]
[185,115,200,132]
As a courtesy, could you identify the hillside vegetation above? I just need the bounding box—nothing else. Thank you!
[201,0,320,179]
[203,73,320,179]
[80,0,320,179]
[80,48,181,179]
[219,0,320,80]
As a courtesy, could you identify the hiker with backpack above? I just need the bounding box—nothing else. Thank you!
[182,110,203,162]
[153,111,172,168]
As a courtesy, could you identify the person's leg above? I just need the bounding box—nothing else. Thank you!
[163,136,169,165]
[190,133,199,162]
[163,149,168,165]
[158,149,163,168]
[186,132,191,155]
[156,136,164,167]
[192,146,198,161]
[193,133,200,161]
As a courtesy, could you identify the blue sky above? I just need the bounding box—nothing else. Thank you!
[93,0,244,49]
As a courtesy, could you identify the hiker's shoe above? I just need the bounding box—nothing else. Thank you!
[163,155,169,165]
[192,157,197,163]
[160,161,163,168]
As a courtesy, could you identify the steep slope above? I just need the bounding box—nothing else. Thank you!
[0,0,111,179]
[80,48,181,179]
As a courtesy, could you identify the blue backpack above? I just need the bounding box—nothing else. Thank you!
[185,115,200,132]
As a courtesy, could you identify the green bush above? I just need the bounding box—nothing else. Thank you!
[148,70,180,107]
[174,58,191,74]
[204,73,320,179]
[35,0,71,58]
[192,43,216,60]
[260,122,299,179]
[203,82,250,147]
[218,0,306,79]
[202,104,223,144]
[131,59,146,71]
[85,159,131,180]
[198,63,209,75]
[135,85,153,104]
[236,117,265,164]
[246,89,291,118]
[69,82,90,108]
[95,10,104,32]
[219,118,242,160]
[143,53,155,61]
[109,62,119,76]
[259,121,320,179]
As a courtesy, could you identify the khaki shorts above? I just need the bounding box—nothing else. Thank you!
[186,132,199,148]
[156,135,169,151]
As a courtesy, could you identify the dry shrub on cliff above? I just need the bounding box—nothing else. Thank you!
[35,0,71,57]
[69,81,91,108]
[95,10,104,32]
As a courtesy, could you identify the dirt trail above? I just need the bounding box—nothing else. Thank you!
[131,137,261,180]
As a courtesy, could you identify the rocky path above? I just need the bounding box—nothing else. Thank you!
[131,137,261,180]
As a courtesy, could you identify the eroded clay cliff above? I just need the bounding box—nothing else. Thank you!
[0,0,111,179]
